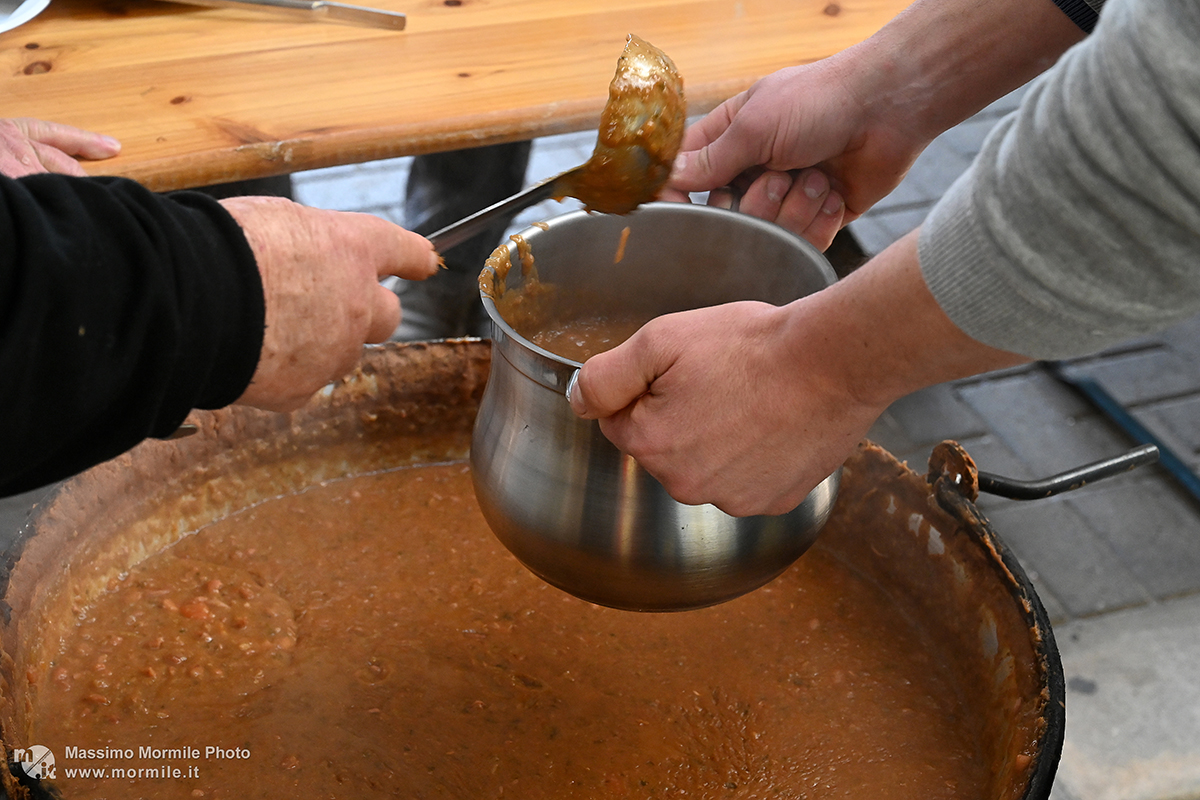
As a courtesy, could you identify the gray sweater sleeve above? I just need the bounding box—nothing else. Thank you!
[918,0,1200,360]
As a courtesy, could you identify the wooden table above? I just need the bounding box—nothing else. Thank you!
[0,0,909,191]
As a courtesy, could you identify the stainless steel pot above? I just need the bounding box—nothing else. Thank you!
[470,203,841,612]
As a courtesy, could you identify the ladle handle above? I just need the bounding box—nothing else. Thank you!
[977,444,1159,500]
[427,173,566,253]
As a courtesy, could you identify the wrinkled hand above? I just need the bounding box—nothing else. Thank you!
[663,59,927,248]
[567,300,883,517]
[0,118,121,178]
[565,233,1028,517]
[222,197,440,412]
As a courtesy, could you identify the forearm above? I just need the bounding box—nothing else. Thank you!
[572,227,1029,516]
[921,0,1200,358]
[780,229,1028,411]
[832,0,1086,146]
[0,175,264,496]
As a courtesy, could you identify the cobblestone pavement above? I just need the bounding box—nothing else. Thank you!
[4,83,1198,800]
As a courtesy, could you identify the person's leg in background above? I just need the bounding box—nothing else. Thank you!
[392,140,532,341]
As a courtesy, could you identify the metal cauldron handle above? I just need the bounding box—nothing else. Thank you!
[978,444,1160,500]
[928,440,1159,502]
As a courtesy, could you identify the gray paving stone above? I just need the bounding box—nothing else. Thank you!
[865,408,921,458]
[848,206,929,254]
[1023,567,1071,626]
[975,84,1030,119]
[1060,348,1200,406]
[936,117,1003,160]
[1048,776,1084,800]
[1066,474,1200,600]
[865,175,939,214]
[958,370,1133,471]
[1139,395,1200,469]
[883,382,989,446]
[1088,334,1165,356]
[954,431,1033,482]
[903,142,975,199]
[1050,593,1200,800]
[1158,312,1200,361]
[982,498,1155,619]
[959,365,1091,421]
[845,216,900,256]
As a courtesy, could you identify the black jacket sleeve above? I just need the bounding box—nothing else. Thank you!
[0,174,265,497]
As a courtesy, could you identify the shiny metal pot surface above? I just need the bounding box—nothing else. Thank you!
[470,203,841,611]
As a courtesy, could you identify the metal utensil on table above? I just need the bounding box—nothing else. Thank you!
[158,0,406,30]
[0,0,24,22]
[0,0,49,34]
[427,34,686,253]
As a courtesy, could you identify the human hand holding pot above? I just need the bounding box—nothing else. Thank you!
[223,197,440,412]
[568,231,1028,517]
[567,298,875,517]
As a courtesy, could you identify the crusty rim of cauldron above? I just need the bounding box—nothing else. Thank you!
[928,449,1066,800]
[0,342,1065,800]
[999,525,1065,800]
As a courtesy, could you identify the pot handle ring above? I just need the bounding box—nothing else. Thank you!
[565,368,581,403]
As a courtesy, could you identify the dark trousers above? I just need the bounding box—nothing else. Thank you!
[392,140,532,341]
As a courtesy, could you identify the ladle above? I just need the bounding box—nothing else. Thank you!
[427,34,686,253]
[165,36,681,443]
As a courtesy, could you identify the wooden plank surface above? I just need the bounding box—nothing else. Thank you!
[0,0,908,190]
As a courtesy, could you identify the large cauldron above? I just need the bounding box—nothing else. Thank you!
[0,342,1063,800]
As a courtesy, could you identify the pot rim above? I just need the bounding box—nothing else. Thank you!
[478,202,839,379]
